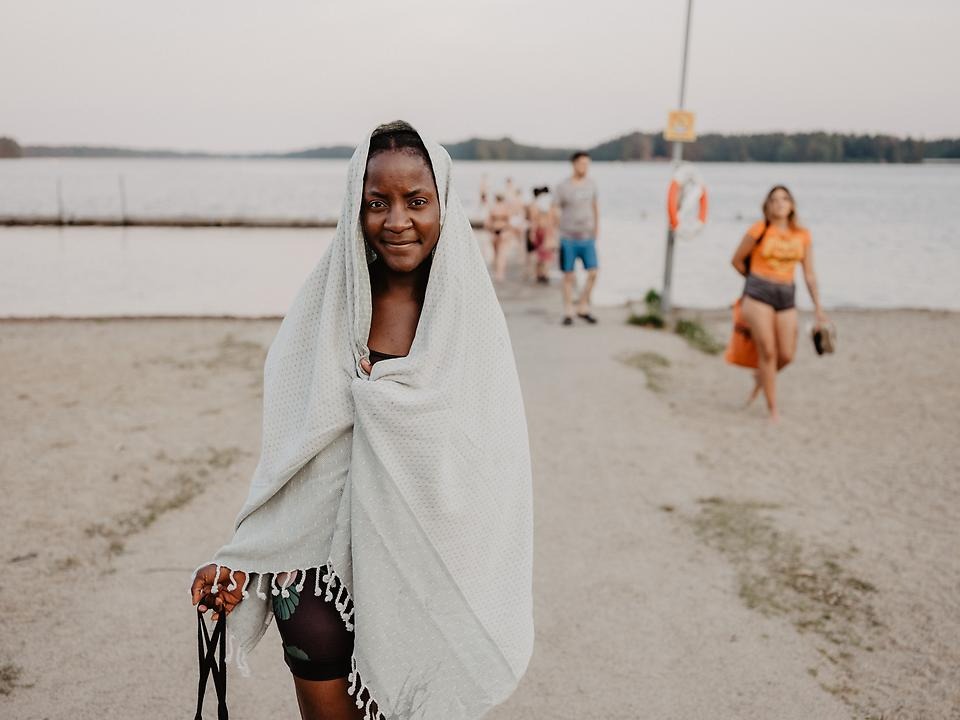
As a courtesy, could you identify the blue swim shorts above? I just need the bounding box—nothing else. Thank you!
[559,237,598,273]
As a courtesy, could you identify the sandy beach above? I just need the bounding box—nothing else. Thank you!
[1,279,958,719]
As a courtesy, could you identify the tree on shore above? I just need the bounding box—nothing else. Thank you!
[0,137,23,159]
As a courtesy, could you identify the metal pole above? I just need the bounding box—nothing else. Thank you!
[662,0,694,313]
[118,174,127,224]
[56,177,64,225]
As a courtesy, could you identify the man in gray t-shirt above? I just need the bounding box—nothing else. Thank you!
[554,151,599,325]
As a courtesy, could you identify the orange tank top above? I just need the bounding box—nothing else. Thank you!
[747,220,811,284]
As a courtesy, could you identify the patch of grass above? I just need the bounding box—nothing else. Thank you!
[83,445,248,561]
[689,496,884,712]
[204,334,266,371]
[619,351,671,392]
[627,288,666,328]
[627,313,665,328]
[53,555,80,572]
[205,446,245,469]
[85,471,203,546]
[0,663,22,696]
[675,318,724,355]
[643,288,662,312]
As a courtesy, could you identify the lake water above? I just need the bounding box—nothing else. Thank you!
[1,158,958,316]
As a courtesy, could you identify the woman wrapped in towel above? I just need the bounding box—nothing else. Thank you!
[190,121,534,720]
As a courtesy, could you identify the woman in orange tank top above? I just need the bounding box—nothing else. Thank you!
[730,185,828,422]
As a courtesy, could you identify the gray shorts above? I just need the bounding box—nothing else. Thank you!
[744,274,796,312]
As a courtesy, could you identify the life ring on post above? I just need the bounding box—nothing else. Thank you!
[667,162,708,236]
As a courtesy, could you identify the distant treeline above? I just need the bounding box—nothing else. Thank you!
[2,132,958,163]
[457,132,958,163]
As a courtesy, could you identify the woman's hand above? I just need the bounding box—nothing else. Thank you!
[191,564,247,621]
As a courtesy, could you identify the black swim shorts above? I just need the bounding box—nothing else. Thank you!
[744,273,796,312]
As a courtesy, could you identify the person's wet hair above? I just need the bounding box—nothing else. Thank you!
[762,185,799,229]
[570,151,590,163]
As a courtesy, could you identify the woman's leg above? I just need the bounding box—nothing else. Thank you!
[775,308,798,370]
[293,677,365,720]
[741,295,780,420]
[493,234,507,281]
[745,369,762,408]
[273,569,364,720]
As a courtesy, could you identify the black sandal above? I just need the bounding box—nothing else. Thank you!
[577,313,598,324]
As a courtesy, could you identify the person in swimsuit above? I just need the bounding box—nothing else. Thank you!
[523,190,538,282]
[191,123,444,720]
[484,193,512,282]
[530,186,556,284]
[731,185,828,422]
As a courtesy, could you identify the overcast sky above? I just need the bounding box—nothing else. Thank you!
[2,0,957,152]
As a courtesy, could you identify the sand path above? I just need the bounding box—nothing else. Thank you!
[1,281,957,719]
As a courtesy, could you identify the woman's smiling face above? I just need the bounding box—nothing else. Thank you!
[361,150,441,274]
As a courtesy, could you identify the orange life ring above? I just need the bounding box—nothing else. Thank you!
[667,178,708,231]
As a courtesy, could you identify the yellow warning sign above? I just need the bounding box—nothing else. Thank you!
[664,111,696,142]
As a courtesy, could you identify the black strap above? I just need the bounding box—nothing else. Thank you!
[195,611,228,720]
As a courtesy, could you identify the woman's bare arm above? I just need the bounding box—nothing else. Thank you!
[731,232,757,276]
[801,245,827,324]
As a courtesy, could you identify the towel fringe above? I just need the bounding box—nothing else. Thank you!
[279,572,292,599]
[321,564,385,720]
[187,563,383,719]
[323,568,336,602]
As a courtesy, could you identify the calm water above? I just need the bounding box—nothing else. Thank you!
[1,158,958,316]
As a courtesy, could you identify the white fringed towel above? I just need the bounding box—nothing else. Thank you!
[197,126,534,720]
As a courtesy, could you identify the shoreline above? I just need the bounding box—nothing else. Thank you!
[2,305,958,322]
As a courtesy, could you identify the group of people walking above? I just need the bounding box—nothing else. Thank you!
[482,150,601,325]
[482,156,828,422]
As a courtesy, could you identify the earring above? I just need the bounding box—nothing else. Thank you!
[365,243,377,264]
